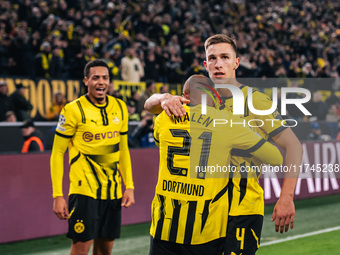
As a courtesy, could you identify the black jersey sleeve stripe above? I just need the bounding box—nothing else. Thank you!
[201,199,211,232]
[268,125,287,140]
[230,138,266,157]
[56,131,73,138]
[154,194,165,240]
[76,101,86,123]
[120,131,128,135]
[154,136,159,143]
[116,98,124,121]
[169,199,181,243]
[183,201,197,244]
[70,152,81,165]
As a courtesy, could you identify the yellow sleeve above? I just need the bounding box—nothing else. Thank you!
[119,101,134,189]
[119,134,134,189]
[153,114,161,147]
[50,134,70,198]
[229,115,283,166]
[252,90,287,138]
[50,103,76,198]
[250,140,283,166]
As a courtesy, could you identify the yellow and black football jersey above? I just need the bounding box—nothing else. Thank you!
[222,85,286,216]
[51,94,134,200]
[150,104,282,244]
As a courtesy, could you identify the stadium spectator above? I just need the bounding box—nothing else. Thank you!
[34,41,52,78]
[46,91,67,121]
[326,104,340,123]
[121,48,144,82]
[143,51,159,81]
[126,99,140,122]
[0,0,338,85]
[130,90,141,106]
[11,26,35,76]
[136,79,155,114]
[129,110,155,148]
[0,81,11,121]
[185,58,206,78]
[20,119,44,153]
[9,83,33,121]
[50,59,134,255]
[325,91,339,107]
[325,104,340,138]
[108,85,123,101]
[307,122,333,141]
[68,47,88,80]
[306,91,329,121]
[159,84,169,94]
[0,36,13,75]
[5,111,16,122]
[49,46,65,78]
[0,0,339,129]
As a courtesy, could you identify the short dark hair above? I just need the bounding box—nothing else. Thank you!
[84,59,109,78]
[146,79,155,89]
[204,34,237,55]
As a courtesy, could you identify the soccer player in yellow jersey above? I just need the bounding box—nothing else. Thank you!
[50,59,135,255]
[149,75,283,255]
[145,35,303,255]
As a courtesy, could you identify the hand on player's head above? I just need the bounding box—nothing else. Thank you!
[161,94,189,117]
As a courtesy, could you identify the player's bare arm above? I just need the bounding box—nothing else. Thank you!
[144,93,189,117]
[271,128,302,233]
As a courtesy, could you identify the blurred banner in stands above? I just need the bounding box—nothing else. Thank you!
[0,77,182,120]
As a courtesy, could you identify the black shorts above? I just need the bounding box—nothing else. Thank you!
[149,236,225,255]
[225,215,263,255]
[67,194,122,241]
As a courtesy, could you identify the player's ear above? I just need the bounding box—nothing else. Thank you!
[182,92,190,100]
[83,77,88,86]
[203,60,208,71]
[234,57,240,70]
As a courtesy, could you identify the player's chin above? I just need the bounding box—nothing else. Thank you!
[94,94,106,103]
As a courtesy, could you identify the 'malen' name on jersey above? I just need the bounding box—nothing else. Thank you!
[172,111,214,128]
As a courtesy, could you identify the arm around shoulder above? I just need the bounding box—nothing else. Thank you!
[144,93,189,117]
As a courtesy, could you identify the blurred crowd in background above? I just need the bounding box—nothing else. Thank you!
[0,0,339,81]
[1,0,340,147]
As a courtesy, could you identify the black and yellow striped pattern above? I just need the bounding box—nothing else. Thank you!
[223,86,286,216]
[150,104,279,244]
[52,95,130,200]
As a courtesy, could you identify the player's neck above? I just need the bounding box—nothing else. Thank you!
[86,93,107,105]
